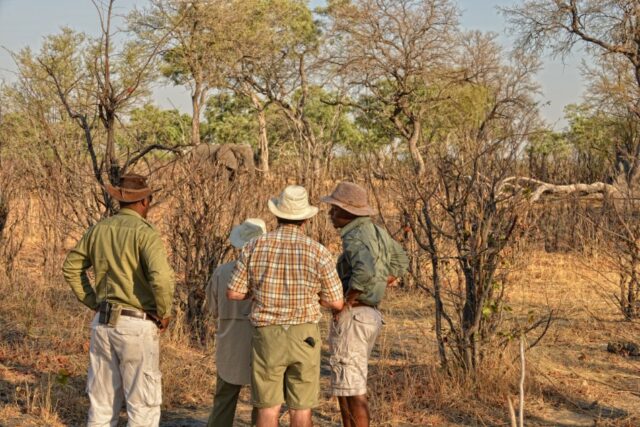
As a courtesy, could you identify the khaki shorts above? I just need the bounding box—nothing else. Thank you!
[251,323,321,409]
[329,306,382,396]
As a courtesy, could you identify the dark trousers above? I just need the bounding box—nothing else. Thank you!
[207,374,257,427]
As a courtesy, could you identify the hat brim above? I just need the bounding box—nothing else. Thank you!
[229,227,246,249]
[229,224,264,249]
[104,183,157,203]
[320,195,376,216]
[268,199,318,220]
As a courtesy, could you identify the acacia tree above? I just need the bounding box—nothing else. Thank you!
[325,0,459,175]
[130,0,235,146]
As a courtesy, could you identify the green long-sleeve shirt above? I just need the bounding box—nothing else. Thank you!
[337,217,409,306]
[62,208,175,318]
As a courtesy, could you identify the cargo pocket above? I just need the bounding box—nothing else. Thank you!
[329,356,351,391]
[142,371,162,407]
[331,309,351,336]
[352,310,378,325]
[353,311,381,337]
[352,310,381,356]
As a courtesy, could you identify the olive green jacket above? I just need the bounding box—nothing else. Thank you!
[62,208,175,318]
[337,217,409,306]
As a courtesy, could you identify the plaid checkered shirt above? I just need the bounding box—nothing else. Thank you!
[228,224,343,327]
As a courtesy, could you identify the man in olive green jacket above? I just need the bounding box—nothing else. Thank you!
[322,182,409,427]
[62,174,175,427]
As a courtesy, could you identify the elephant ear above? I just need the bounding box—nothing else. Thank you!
[230,144,256,172]
[217,145,239,170]
[191,143,219,161]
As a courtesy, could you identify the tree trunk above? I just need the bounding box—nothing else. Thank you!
[432,255,448,369]
[191,82,203,146]
[249,92,269,175]
[461,261,478,372]
[408,120,426,176]
[105,112,120,185]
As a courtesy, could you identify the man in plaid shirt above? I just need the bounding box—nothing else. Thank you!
[227,185,344,427]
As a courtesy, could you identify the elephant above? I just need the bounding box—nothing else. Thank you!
[188,143,255,175]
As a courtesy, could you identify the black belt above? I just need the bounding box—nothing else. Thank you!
[121,309,162,328]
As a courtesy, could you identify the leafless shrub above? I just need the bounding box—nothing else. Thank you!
[0,163,28,279]
[33,160,105,280]
[386,30,557,374]
[596,194,640,320]
[396,152,539,373]
[162,157,258,343]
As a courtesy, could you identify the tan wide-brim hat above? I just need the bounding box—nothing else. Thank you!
[268,185,319,220]
[104,174,158,203]
[230,218,267,249]
[321,181,376,216]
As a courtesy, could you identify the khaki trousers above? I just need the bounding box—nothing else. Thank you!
[86,313,162,427]
[207,374,257,427]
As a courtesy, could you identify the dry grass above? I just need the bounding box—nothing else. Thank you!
[1,247,639,426]
[1,181,639,427]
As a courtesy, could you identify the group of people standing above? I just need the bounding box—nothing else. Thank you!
[63,175,408,427]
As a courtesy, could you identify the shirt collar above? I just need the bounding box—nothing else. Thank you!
[277,223,304,234]
[340,216,371,238]
[118,208,143,219]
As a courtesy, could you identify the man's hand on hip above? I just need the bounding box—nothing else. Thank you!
[158,317,170,333]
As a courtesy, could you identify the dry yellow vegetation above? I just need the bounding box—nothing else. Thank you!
[1,242,639,426]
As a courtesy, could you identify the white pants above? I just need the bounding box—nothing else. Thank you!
[86,313,162,427]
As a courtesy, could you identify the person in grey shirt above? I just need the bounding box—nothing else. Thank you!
[205,218,266,427]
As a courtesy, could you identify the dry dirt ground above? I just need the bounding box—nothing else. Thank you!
[1,250,639,426]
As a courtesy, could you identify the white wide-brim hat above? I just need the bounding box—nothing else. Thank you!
[268,185,319,220]
[229,218,267,249]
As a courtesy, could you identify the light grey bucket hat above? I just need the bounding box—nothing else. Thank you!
[229,218,267,249]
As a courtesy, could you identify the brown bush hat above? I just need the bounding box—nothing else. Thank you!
[104,174,157,203]
[321,181,376,216]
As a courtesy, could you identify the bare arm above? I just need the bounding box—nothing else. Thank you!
[227,289,250,301]
[321,297,344,311]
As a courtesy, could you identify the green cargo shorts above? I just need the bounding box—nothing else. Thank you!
[251,323,321,409]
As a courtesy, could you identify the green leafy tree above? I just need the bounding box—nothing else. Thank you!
[504,0,640,188]
[128,104,191,149]
[563,104,623,183]
[130,0,234,146]
[231,0,333,182]
[325,0,459,175]
[201,93,257,146]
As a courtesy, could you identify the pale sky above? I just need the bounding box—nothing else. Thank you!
[0,0,585,129]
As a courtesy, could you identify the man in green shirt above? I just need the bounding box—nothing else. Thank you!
[62,174,175,427]
[322,182,409,427]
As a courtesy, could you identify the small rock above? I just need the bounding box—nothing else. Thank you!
[607,341,640,357]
